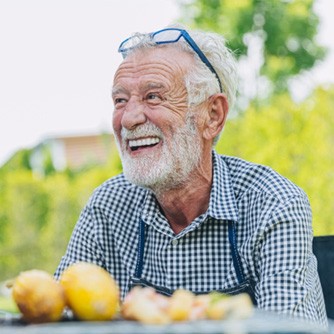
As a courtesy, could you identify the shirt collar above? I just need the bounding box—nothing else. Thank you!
[141,189,174,236]
[206,150,239,221]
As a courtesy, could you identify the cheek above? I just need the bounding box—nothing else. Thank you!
[112,111,123,141]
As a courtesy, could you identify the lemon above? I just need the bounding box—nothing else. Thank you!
[12,269,65,323]
[60,262,119,321]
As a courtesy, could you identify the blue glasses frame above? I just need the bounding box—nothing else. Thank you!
[118,28,223,93]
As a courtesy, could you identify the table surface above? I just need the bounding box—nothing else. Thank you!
[0,310,332,334]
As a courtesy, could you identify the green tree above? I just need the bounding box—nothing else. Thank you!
[40,173,82,273]
[0,149,32,173]
[0,170,49,278]
[0,150,123,280]
[180,0,326,95]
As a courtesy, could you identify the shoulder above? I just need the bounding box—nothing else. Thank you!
[219,154,307,202]
[87,173,148,210]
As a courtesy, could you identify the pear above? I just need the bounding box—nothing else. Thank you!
[12,269,65,323]
[60,262,119,321]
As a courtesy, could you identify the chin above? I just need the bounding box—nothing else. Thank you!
[123,164,172,189]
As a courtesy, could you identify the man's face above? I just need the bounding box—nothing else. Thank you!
[112,47,203,192]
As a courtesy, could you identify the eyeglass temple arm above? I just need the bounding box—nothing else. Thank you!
[181,30,223,93]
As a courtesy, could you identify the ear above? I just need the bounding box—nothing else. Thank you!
[203,94,229,141]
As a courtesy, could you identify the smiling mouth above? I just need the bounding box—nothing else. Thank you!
[128,137,161,151]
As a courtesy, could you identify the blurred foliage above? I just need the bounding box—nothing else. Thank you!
[216,86,334,235]
[0,149,32,173]
[0,152,122,281]
[0,296,18,313]
[179,0,326,95]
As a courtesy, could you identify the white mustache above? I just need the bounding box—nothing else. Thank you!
[121,123,163,140]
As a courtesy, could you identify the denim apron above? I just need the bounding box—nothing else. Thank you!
[129,220,257,305]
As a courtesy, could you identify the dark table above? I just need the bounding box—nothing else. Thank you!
[0,310,332,334]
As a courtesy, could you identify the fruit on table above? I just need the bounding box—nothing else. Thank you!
[121,287,254,324]
[121,286,170,324]
[60,262,119,321]
[168,289,195,321]
[12,269,65,323]
[206,292,254,320]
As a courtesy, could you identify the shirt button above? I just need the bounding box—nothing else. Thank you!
[172,239,178,246]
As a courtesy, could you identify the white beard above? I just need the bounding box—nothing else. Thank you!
[115,114,202,194]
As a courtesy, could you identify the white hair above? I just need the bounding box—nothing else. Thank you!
[167,24,238,109]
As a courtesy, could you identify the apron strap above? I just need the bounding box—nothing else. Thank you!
[134,218,146,278]
[228,220,245,284]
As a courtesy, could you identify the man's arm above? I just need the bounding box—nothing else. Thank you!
[255,194,327,327]
[54,204,105,279]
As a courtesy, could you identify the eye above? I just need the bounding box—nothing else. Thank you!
[145,92,163,104]
[115,98,126,103]
[113,97,127,108]
[147,93,159,99]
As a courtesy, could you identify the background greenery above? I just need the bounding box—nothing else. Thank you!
[0,0,333,283]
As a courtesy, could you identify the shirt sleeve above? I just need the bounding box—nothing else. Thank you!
[255,194,328,327]
[54,204,106,279]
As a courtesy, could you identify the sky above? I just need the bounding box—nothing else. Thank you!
[0,0,333,166]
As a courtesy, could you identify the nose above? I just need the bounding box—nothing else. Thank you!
[121,97,147,130]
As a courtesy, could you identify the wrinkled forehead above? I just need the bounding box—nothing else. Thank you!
[114,46,195,82]
[123,44,193,66]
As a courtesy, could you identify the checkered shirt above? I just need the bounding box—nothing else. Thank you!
[55,150,327,327]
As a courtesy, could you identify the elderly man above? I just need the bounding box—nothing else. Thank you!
[55,25,327,326]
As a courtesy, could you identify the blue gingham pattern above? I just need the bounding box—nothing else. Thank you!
[55,151,327,327]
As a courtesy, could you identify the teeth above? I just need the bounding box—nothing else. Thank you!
[129,137,160,148]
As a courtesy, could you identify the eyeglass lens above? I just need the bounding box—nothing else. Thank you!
[152,30,181,43]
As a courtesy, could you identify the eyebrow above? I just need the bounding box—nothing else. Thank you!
[144,82,165,90]
[111,86,127,97]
